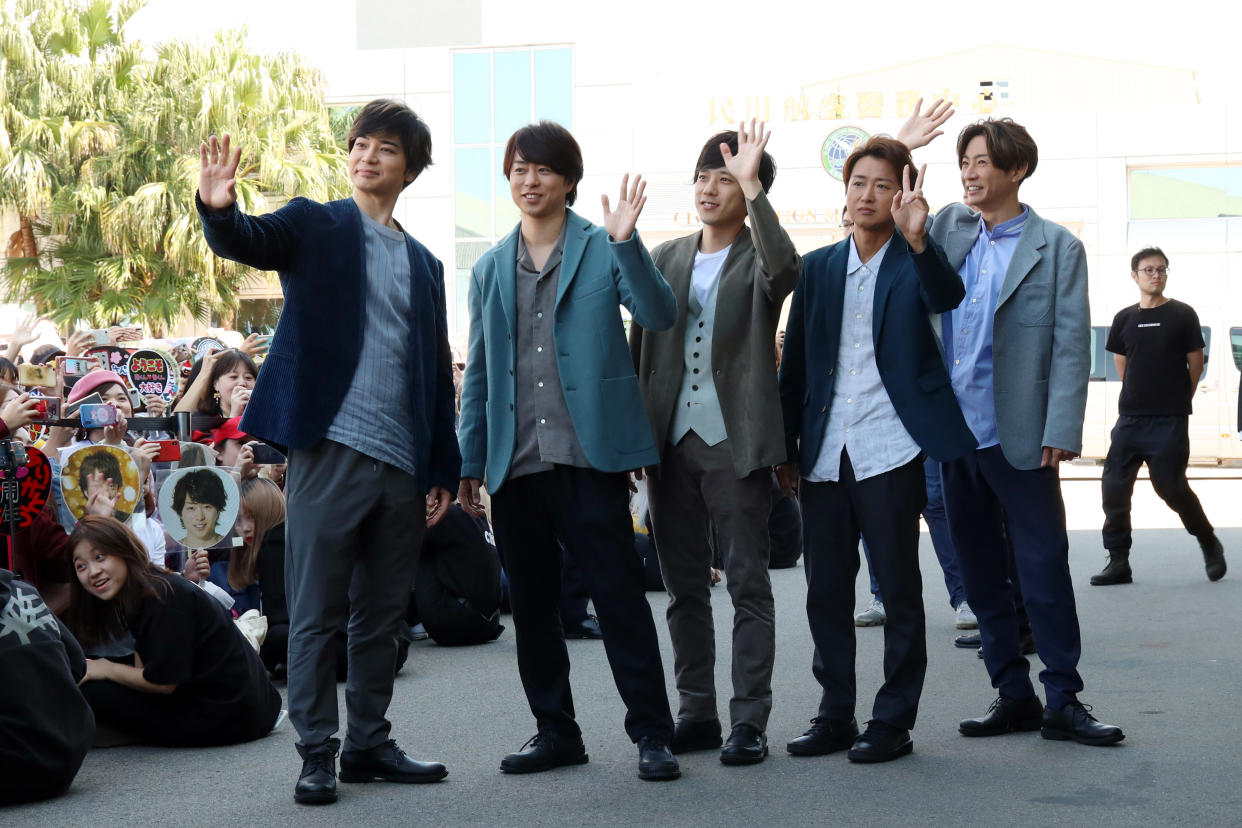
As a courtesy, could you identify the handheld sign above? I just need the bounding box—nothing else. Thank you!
[158,465,239,551]
[83,345,133,384]
[191,337,227,360]
[0,445,52,534]
[126,349,178,403]
[60,445,142,522]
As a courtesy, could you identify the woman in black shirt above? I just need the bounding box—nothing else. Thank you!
[64,515,282,746]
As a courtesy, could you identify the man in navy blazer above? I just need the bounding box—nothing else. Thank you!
[198,100,460,804]
[457,122,681,781]
[919,116,1124,747]
[777,137,976,764]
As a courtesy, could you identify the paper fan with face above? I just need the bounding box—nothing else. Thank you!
[61,445,142,521]
[158,465,240,550]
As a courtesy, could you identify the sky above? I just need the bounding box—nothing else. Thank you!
[127,0,1241,105]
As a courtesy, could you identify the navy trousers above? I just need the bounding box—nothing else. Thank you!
[941,445,1084,711]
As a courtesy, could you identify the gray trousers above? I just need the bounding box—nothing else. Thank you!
[647,432,775,730]
[285,439,425,752]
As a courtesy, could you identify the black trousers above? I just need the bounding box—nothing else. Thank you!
[490,466,674,743]
[1102,415,1213,551]
[799,451,927,730]
[942,445,1083,710]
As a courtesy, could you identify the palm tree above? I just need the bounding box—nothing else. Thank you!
[1,0,348,333]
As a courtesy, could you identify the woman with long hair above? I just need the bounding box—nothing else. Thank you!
[65,515,283,746]
[174,348,258,420]
[208,476,285,614]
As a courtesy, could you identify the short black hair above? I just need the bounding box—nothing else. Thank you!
[503,121,584,206]
[173,468,228,514]
[1131,246,1169,271]
[78,451,122,493]
[693,130,777,193]
[956,118,1038,181]
[348,98,433,187]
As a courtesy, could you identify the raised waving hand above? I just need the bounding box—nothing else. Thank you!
[896,98,955,151]
[199,134,242,210]
[891,163,930,252]
[721,118,771,198]
[601,173,647,242]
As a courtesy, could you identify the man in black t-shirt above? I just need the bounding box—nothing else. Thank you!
[1094,247,1226,585]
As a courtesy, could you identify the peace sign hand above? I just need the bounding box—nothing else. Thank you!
[199,134,241,211]
[891,163,929,253]
[601,173,648,242]
[721,119,771,199]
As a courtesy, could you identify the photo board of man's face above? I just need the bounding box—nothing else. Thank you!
[158,465,240,551]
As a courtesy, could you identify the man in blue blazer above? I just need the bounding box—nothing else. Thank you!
[457,122,680,781]
[198,100,460,804]
[777,136,977,764]
[920,117,1124,746]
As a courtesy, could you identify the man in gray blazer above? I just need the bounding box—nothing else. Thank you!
[629,120,800,765]
[922,117,1124,747]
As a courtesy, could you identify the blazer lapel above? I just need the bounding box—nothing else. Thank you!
[945,210,979,269]
[663,233,700,346]
[495,226,520,338]
[555,211,591,309]
[996,213,1046,308]
[871,233,905,344]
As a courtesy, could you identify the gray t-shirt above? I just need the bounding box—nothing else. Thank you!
[325,208,417,477]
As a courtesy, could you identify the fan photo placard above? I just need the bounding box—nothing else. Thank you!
[126,349,179,403]
[61,445,142,521]
[158,465,240,551]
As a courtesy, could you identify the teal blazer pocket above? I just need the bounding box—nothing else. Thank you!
[1016,282,1053,326]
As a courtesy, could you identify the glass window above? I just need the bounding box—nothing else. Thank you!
[454,147,493,238]
[453,53,491,144]
[1129,166,1242,220]
[1090,326,1107,381]
[1230,327,1242,372]
[493,51,532,141]
[534,48,573,126]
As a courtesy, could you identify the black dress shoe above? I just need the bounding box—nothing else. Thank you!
[500,732,589,774]
[564,614,604,639]
[339,739,447,783]
[1090,550,1133,585]
[719,723,767,765]
[670,717,722,754]
[1041,701,1125,746]
[959,696,1043,737]
[786,717,859,756]
[955,632,982,648]
[1200,535,1227,582]
[847,721,912,763]
[637,736,680,781]
[295,739,340,805]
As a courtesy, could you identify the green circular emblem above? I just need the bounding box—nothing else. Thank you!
[821,126,870,181]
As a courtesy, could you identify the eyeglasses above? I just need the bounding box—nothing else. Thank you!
[1135,266,1169,276]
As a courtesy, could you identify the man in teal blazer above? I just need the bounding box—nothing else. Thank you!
[457,122,680,781]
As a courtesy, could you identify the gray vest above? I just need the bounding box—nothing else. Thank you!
[669,278,728,446]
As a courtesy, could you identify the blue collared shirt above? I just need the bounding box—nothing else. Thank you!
[808,234,921,482]
[942,205,1029,448]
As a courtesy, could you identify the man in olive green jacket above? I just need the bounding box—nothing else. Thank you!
[628,120,801,765]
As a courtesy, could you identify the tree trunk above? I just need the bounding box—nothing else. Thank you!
[18,214,37,258]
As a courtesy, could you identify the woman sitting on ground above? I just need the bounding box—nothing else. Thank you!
[64,515,283,747]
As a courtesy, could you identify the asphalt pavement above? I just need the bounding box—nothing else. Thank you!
[5,519,1240,827]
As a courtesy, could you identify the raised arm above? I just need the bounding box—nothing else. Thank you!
[604,174,677,331]
[895,163,965,312]
[722,120,800,301]
[196,133,307,272]
[896,98,955,151]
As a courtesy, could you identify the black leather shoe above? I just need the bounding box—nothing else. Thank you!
[637,736,680,780]
[1041,701,1125,746]
[977,631,1036,659]
[1200,535,1227,582]
[294,739,339,805]
[955,632,982,648]
[564,614,604,639]
[339,739,447,783]
[719,723,767,765]
[500,732,589,774]
[786,717,859,756]
[670,717,722,754]
[847,721,912,763]
[1090,550,1133,585]
[959,696,1043,737]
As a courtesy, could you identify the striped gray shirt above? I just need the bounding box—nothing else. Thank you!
[324,208,417,478]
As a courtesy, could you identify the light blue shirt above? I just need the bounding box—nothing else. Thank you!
[942,206,1029,448]
[808,235,920,482]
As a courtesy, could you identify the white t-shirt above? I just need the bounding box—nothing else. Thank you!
[691,244,732,308]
